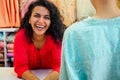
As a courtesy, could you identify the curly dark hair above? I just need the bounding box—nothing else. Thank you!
[19,0,66,44]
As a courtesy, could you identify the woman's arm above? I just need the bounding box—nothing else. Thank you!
[14,30,39,79]
[22,70,40,80]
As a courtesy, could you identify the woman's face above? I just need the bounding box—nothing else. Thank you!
[29,6,51,36]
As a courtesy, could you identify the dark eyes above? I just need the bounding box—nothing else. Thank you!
[34,14,40,18]
[33,14,50,20]
[45,16,50,20]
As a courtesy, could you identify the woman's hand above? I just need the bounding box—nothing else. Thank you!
[22,70,40,80]
[44,71,59,80]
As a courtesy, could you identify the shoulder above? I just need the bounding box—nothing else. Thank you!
[64,17,93,35]
[15,29,26,41]
[15,29,25,37]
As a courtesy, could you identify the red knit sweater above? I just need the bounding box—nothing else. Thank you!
[14,29,61,78]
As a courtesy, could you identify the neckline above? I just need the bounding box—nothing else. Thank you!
[33,35,48,51]
[87,16,120,21]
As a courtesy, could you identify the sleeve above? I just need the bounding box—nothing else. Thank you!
[59,29,84,80]
[51,41,62,73]
[14,31,29,78]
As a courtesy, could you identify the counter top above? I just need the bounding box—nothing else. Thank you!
[0,67,52,80]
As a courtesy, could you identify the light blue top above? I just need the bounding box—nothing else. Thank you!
[59,17,120,80]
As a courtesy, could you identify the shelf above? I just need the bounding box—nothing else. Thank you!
[0,28,17,67]
[0,28,18,32]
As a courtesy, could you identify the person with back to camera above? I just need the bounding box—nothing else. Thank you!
[59,0,120,80]
[14,0,65,80]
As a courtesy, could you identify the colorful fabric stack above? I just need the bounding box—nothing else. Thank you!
[0,32,4,66]
[0,41,4,59]
[6,32,16,66]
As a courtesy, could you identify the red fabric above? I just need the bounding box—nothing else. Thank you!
[14,29,61,78]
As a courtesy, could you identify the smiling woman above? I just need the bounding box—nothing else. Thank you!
[14,0,65,80]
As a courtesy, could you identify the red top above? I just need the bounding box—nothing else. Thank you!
[14,29,61,78]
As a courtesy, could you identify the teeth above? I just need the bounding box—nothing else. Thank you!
[37,25,44,28]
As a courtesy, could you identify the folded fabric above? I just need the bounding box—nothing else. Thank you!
[20,0,36,19]
[7,43,14,50]
[11,57,14,62]
[0,0,20,27]
[0,32,4,41]
[7,53,14,57]
[0,41,4,48]
[6,32,16,43]
[0,50,4,53]
[49,0,76,26]
[7,49,14,53]
[118,0,120,8]
[0,53,3,59]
